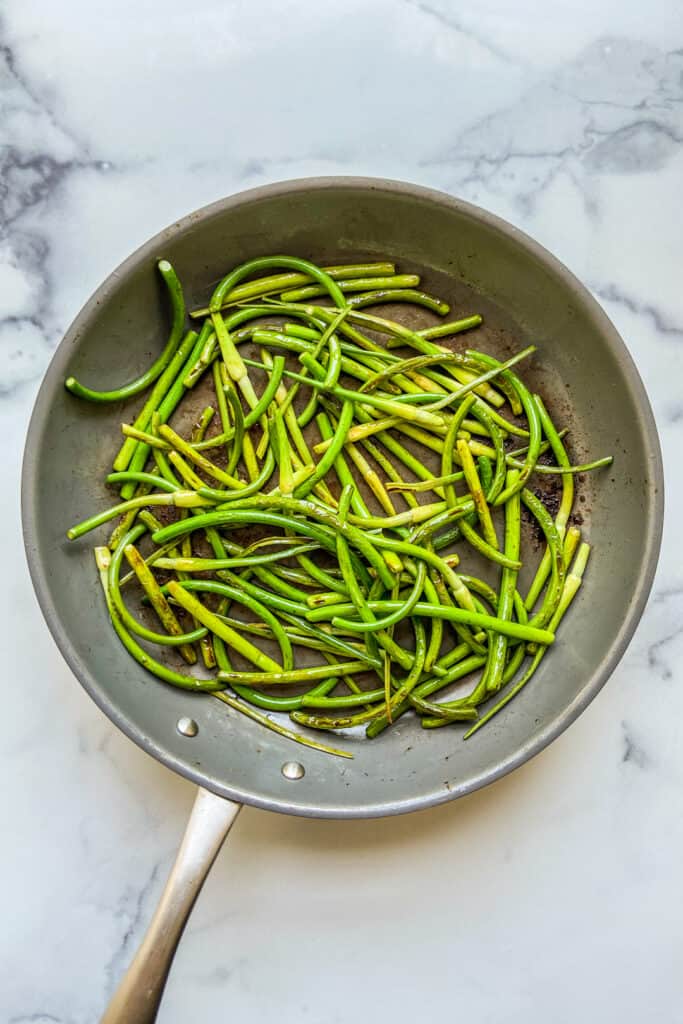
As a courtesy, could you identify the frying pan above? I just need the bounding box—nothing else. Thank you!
[21,178,663,1022]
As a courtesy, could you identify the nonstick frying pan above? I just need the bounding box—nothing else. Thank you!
[21,178,663,1022]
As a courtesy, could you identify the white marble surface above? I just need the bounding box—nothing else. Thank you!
[2,2,682,1021]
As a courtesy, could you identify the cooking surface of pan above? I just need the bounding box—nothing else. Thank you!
[21,178,663,817]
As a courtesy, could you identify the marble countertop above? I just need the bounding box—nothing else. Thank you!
[3,2,682,1021]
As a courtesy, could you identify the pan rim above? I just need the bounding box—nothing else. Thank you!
[21,175,664,818]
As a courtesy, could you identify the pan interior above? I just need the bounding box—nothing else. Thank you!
[22,180,662,817]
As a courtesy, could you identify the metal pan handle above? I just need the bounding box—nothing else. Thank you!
[101,787,242,1024]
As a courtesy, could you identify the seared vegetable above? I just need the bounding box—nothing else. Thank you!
[66,255,611,758]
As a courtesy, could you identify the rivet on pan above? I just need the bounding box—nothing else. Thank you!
[281,761,305,781]
[177,716,199,737]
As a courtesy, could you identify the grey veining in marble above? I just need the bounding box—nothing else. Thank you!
[2,2,681,1021]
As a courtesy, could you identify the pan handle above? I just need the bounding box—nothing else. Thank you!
[100,787,242,1024]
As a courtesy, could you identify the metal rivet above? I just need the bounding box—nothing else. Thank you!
[281,761,305,781]
[177,716,199,737]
